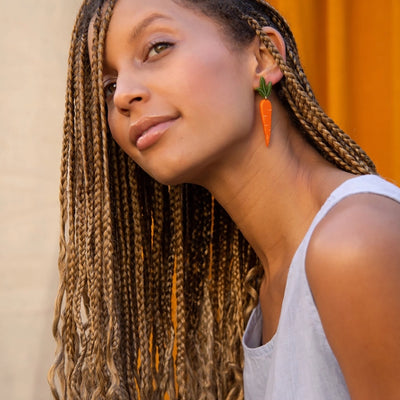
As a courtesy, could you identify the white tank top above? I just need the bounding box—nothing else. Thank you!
[242,175,400,399]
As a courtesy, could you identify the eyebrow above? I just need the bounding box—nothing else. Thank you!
[129,13,173,42]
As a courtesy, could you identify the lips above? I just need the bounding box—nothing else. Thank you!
[129,114,179,151]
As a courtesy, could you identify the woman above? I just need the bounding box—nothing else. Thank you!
[49,0,400,399]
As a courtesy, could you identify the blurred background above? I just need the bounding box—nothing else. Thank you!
[0,0,399,399]
[0,1,82,399]
[269,0,400,183]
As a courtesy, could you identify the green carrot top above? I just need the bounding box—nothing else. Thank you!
[256,76,272,99]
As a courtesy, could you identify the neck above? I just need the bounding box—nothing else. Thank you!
[197,110,352,278]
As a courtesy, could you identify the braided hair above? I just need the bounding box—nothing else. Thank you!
[49,0,376,399]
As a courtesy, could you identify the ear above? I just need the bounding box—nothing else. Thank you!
[251,27,286,91]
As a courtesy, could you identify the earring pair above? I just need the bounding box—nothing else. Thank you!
[256,77,272,147]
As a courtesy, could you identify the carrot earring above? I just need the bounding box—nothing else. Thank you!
[256,77,273,147]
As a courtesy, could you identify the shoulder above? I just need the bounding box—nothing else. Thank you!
[306,192,400,399]
[307,191,400,277]
[307,191,400,276]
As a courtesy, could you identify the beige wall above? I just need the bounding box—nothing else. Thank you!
[0,1,82,399]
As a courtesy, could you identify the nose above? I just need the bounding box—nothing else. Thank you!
[113,75,150,115]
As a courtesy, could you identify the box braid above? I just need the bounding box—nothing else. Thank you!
[50,0,376,399]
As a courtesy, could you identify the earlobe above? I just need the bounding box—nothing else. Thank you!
[252,26,286,89]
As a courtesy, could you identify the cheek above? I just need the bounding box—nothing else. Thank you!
[107,112,120,142]
[177,54,255,136]
[168,35,252,99]
[107,110,130,153]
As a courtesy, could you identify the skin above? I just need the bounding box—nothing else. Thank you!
[90,0,400,397]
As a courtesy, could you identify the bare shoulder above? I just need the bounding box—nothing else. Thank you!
[307,192,400,276]
[306,192,400,400]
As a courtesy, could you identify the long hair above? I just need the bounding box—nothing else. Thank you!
[49,1,376,399]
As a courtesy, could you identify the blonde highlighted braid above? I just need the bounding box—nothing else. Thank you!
[49,0,376,399]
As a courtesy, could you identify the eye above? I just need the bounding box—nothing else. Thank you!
[146,41,172,61]
[103,81,116,100]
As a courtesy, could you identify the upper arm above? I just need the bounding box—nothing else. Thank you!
[306,194,400,400]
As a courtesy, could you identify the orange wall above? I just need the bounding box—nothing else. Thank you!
[268,0,400,184]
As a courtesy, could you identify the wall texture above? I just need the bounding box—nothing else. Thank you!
[0,1,81,399]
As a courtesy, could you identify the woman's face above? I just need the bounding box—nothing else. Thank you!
[99,0,260,185]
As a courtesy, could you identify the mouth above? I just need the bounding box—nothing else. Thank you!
[129,114,180,151]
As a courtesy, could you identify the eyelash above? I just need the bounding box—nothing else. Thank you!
[103,81,117,100]
[144,40,173,61]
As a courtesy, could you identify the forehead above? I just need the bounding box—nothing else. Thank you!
[88,0,227,63]
[105,0,214,38]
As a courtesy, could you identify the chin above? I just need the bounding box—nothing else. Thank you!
[145,166,190,187]
[152,175,183,186]
[136,152,201,186]
[146,162,203,187]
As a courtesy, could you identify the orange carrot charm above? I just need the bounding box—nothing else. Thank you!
[256,77,273,147]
